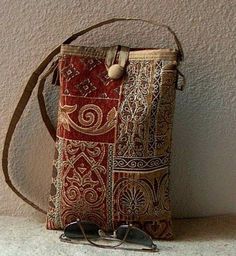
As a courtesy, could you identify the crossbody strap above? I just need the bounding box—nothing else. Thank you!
[63,18,184,61]
[2,17,184,214]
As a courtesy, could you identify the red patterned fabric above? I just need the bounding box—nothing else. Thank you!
[46,46,177,239]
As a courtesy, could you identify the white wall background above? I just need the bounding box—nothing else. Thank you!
[0,0,236,219]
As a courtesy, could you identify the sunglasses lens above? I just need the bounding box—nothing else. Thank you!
[116,225,156,248]
[64,221,100,239]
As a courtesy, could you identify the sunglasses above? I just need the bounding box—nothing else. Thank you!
[59,219,158,252]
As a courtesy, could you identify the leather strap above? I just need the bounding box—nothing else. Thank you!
[176,68,186,91]
[63,18,184,61]
[38,61,59,142]
[118,46,130,68]
[105,45,119,67]
[2,17,184,214]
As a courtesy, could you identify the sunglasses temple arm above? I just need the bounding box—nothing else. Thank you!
[77,221,131,249]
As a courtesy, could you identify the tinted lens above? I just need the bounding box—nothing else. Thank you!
[116,225,156,248]
[64,221,100,239]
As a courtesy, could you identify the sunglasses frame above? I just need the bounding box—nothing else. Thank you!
[60,219,159,252]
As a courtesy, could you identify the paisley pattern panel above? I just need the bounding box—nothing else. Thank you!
[47,138,114,231]
[56,97,119,143]
[46,47,177,240]
[60,140,108,229]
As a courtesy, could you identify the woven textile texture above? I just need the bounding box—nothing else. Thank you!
[46,45,178,239]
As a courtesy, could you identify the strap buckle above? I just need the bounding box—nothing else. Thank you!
[105,45,130,80]
[176,68,186,91]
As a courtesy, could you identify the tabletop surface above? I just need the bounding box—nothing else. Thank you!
[0,215,235,256]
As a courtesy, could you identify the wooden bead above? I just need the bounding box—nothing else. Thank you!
[108,64,124,79]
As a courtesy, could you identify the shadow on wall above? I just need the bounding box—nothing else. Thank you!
[170,50,208,219]
[8,76,59,212]
[170,45,236,218]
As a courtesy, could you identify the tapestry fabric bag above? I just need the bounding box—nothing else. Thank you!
[2,18,185,240]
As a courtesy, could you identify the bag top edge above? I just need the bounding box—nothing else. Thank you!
[60,44,178,61]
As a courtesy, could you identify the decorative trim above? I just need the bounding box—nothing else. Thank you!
[61,44,178,61]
